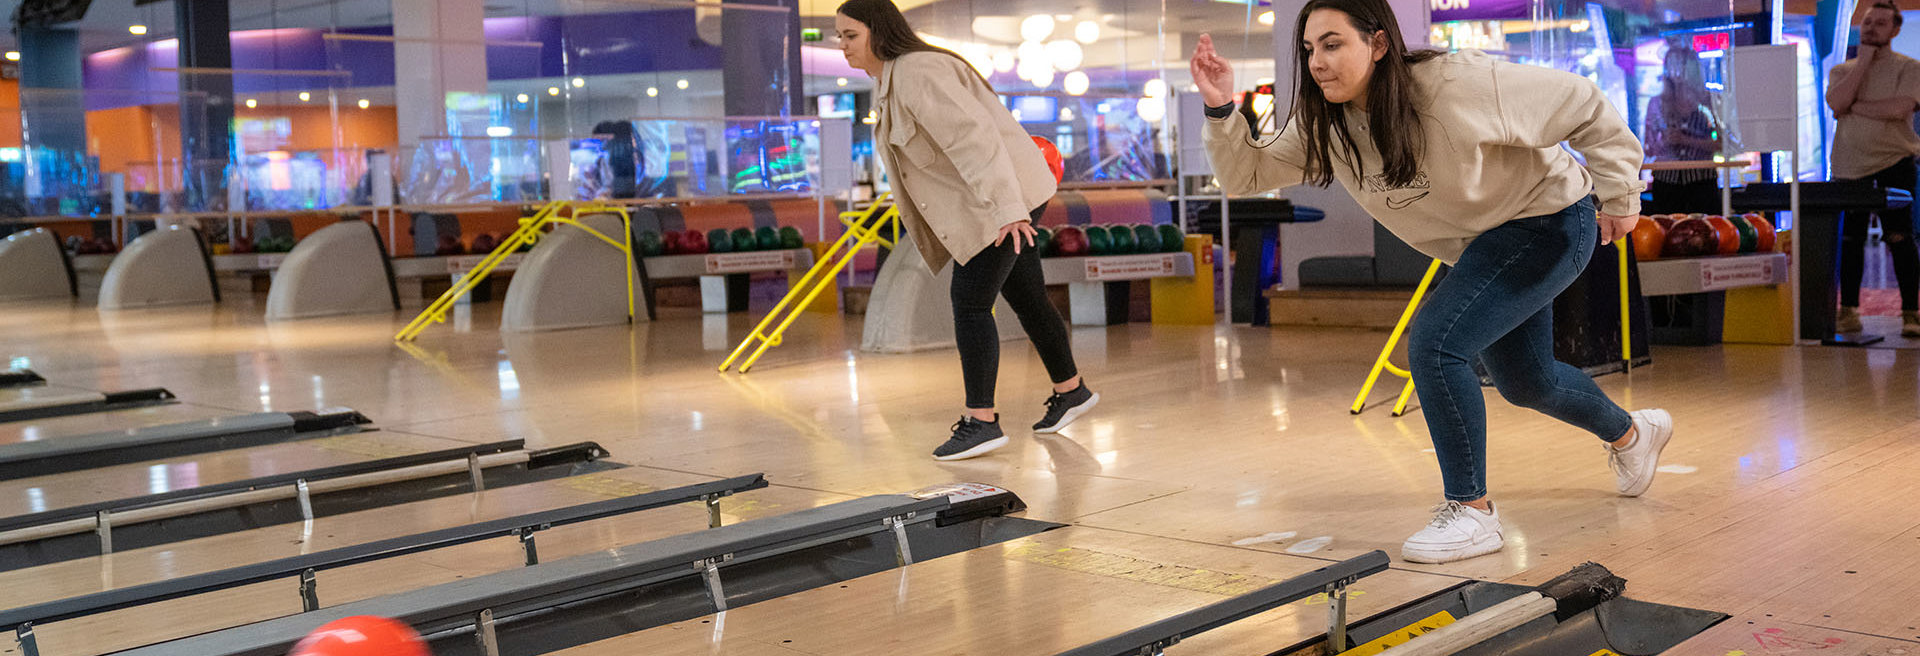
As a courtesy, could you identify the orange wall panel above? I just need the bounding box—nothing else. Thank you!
[0,79,20,148]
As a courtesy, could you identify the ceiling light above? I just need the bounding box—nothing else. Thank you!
[677,79,690,89]
[1144,79,1168,98]
[1258,11,1275,26]
[836,77,848,87]
[1064,71,1090,96]
[1020,14,1055,42]
[570,77,585,88]
[244,98,257,108]
[516,93,529,103]
[6,52,20,62]
[1075,21,1100,44]
[129,25,147,35]
[1030,67,1055,88]
[1045,40,1083,71]
[298,91,311,102]
[1018,40,1048,67]
[486,126,514,138]
[547,86,560,96]
[357,99,370,109]
[646,87,658,97]
[1136,96,1166,122]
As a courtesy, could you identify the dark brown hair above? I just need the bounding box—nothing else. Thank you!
[1869,0,1903,26]
[835,0,991,87]
[1291,0,1441,188]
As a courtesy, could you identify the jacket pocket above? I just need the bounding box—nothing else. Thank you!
[889,121,940,168]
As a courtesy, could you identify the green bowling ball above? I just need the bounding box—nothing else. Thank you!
[1108,225,1136,253]
[637,230,664,257]
[1085,226,1112,255]
[707,228,734,253]
[731,227,758,251]
[1158,224,1186,252]
[1132,225,1161,254]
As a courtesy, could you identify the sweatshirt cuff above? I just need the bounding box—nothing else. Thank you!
[1598,194,1641,218]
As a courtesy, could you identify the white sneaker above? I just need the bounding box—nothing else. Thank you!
[1609,409,1673,497]
[1401,501,1504,564]
[1837,306,1864,333]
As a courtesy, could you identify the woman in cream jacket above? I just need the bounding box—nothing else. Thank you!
[836,0,1099,461]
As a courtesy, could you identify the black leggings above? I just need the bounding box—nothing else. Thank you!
[951,208,1078,409]
[1841,158,1920,311]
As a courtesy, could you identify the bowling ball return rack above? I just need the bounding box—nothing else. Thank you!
[1056,553,1725,656]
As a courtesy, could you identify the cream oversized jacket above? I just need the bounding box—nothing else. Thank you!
[875,51,1058,269]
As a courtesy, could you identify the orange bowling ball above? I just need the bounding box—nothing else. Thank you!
[1031,135,1064,183]
[290,616,431,656]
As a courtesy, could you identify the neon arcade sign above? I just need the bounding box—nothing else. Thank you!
[1430,0,1531,22]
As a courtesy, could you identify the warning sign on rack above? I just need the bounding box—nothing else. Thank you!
[1085,254,1178,281]
[705,250,797,274]
[1697,257,1779,292]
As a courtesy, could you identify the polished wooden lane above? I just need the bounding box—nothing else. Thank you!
[5,294,1920,651]
[549,526,1464,656]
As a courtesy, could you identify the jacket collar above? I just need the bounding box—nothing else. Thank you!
[877,57,897,101]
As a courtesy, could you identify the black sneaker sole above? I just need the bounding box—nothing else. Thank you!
[1033,392,1100,434]
[932,436,1010,461]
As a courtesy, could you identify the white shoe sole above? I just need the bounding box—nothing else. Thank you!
[932,435,1009,461]
[1401,533,1505,564]
[1033,392,1100,435]
[1618,409,1673,497]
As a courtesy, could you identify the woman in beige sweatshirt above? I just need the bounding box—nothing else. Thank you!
[1194,0,1674,564]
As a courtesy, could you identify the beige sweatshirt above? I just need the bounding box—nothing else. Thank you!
[1828,51,1920,180]
[1205,49,1645,264]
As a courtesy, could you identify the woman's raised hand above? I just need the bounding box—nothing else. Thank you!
[1191,34,1236,108]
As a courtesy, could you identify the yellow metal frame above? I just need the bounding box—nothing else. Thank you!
[395,200,637,342]
[1350,259,1441,417]
[1350,241,1636,416]
[719,193,899,373]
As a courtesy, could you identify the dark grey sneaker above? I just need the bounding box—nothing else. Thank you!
[1032,384,1099,434]
[932,416,1009,461]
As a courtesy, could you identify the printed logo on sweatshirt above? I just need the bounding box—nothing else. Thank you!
[1361,171,1432,211]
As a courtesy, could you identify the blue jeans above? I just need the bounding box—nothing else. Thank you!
[1407,198,1635,502]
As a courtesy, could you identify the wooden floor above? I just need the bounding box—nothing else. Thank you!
[1,292,1918,655]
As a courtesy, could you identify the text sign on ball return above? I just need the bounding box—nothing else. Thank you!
[705,250,798,274]
[1085,253,1179,281]
[1697,257,1777,291]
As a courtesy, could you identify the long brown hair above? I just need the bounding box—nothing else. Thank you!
[836,0,991,88]
[1291,0,1440,188]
